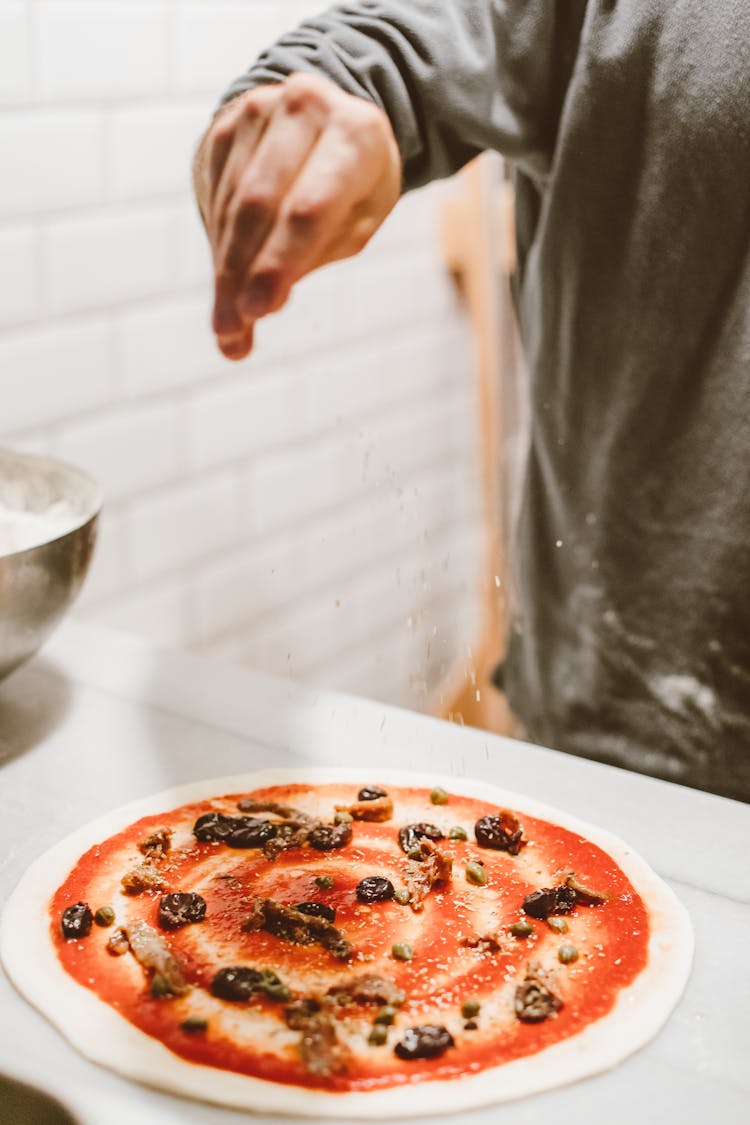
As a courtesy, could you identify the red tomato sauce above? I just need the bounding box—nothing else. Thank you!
[51,784,650,1090]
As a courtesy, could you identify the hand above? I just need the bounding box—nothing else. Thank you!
[194,73,403,360]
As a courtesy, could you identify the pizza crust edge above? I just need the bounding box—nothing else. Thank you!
[0,768,694,1118]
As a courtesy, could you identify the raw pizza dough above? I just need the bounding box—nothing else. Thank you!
[0,769,693,1118]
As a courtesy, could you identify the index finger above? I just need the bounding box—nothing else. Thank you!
[212,78,328,339]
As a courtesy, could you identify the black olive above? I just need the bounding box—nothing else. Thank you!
[193,812,277,848]
[523,885,577,919]
[308,822,352,850]
[158,892,207,930]
[193,811,235,842]
[61,902,93,940]
[474,811,525,854]
[211,966,262,1001]
[356,876,395,903]
[397,823,444,856]
[514,978,562,1022]
[295,901,336,923]
[225,818,277,848]
[394,1025,455,1060]
[211,966,289,1003]
[358,785,388,801]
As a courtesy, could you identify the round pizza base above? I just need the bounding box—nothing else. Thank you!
[0,768,693,1118]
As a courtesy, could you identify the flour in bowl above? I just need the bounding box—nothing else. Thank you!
[0,498,82,555]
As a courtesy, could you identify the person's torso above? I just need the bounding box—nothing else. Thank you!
[505,0,750,801]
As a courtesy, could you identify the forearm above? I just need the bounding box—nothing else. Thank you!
[218,1,532,191]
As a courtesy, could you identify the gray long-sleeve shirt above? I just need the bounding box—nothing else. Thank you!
[222,1,750,802]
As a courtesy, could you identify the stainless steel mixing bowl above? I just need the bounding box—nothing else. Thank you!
[0,448,101,681]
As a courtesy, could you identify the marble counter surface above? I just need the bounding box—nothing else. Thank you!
[1,621,747,1124]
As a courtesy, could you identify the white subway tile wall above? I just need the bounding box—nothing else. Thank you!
[0,109,104,216]
[43,205,174,315]
[0,4,30,105]
[0,224,37,326]
[0,0,483,712]
[35,2,169,100]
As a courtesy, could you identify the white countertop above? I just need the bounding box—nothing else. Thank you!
[1,620,748,1124]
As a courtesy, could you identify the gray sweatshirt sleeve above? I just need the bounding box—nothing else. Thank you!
[219,1,587,190]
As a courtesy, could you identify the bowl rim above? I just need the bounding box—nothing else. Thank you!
[0,446,103,559]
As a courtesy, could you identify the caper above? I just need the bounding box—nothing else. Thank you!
[558,943,579,964]
[391,941,414,962]
[150,973,171,998]
[547,916,569,934]
[94,905,115,928]
[510,920,534,938]
[181,1017,208,1033]
[368,1024,388,1046]
[394,888,411,905]
[448,825,468,841]
[374,1005,397,1025]
[461,999,480,1019]
[315,875,334,890]
[264,980,292,1001]
[430,787,449,805]
[465,861,487,886]
[334,811,353,824]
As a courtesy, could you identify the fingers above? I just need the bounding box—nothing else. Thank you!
[208,92,280,342]
[198,86,274,234]
[196,73,402,360]
[235,130,368,319]
[235,98,401,320]
[197,95,273,349]
[208,88,277,246]
[214,261,255,358]
[212,79,329,347]
[217,324,254,361]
